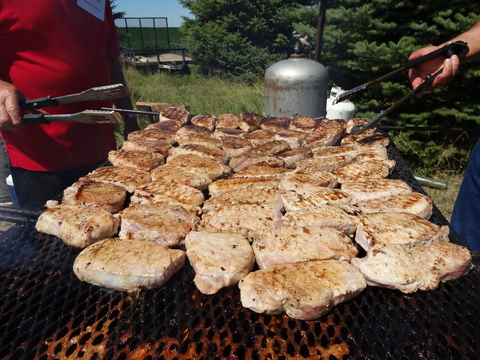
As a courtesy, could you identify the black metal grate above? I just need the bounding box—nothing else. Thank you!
[0,143,478,360]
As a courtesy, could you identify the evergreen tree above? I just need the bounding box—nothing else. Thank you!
[294,1,480,172]
[179,0,317,79]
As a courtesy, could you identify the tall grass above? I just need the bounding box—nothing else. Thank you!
[123,66,265,116]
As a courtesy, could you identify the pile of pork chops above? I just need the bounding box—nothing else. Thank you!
[35,107,473,321]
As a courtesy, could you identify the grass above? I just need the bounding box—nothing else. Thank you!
[122,65,464,219]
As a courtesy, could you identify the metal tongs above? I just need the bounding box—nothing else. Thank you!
[19,84,130,124]
[334,41,470,135]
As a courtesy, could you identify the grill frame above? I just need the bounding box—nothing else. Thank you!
[0,142,478,360]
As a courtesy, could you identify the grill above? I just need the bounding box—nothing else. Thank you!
[0,142,478,360]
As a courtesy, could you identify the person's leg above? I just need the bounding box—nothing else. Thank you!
[450,140,480,252]
[10,159,107,211]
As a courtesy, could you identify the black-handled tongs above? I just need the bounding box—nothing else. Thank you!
[334,41,469,135]
[19,84,129,125]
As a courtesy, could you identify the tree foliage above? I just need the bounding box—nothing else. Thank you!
[293,0,480,172]
[179,0,317,79]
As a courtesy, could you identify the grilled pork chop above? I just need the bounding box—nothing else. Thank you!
[231,165,292,179]
[127,129,176,144]
[311,145,358,162]
[36,204,120,248]
[289,114,318,133]
[169,143,228,164]
[335,159,396,184]
[229,153,285,172]
[341,178,412,204]
[280,187,352,211]
[355,212,450,251]
[202,186,283,213]
[252,226,358,269]
[239,112,263,132]
[213,127,247,139]
[220,136,253,160]
[62,179,127,214]
[80,166,151,193]
[191,114,217,131]
[274,129,307,149]
[295,156,351,173]
[282,205,361,236]
[208,177,280,196]
[216,114,241,129]
[185,231,255,295]
[73,238,186,292]
[260,117,291,132]
[357,192,433,219]
[345,118,376,134]
[305,119,346,147]
[159,106,190,124]
[119,203,199,247]
[131,180,205,213]
[239,260,367,320]
[174,125,220,148]
[150,164,212,190]
[277,147,313,168]
[355,143,388,161]
[243,129,276,147]
[341,132,389,148]
[198,204,284,238]
[166,154,231,180]
[144,119,182,132]
[108,149,165,172]
[249,140,291,156]
[350,244,441,293]
[121,139,172,156]
[278,169,337,191]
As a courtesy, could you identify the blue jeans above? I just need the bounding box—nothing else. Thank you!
[450,139,480,252]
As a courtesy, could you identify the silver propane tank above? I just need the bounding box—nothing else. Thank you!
[264,34,329,119]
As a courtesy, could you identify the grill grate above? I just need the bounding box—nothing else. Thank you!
[0,143,478,360]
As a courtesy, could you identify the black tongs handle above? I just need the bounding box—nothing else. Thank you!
[402,40,469,70]
[19,96,59,111]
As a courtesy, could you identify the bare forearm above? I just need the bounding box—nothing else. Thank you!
[446,21,480,63]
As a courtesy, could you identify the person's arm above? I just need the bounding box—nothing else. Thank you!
[109,57,140,138]
[0,79,24,131]
[408,21,480,97]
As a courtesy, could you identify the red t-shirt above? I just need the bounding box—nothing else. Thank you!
[0,0,120,171]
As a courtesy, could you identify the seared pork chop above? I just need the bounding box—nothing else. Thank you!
[166,154,231,180]
[62,179,127,214]
[357,192,433,219]
[202,186,283,213]
[213,127,247,139]
[335,159,396,184]
[277,147,312,168]
[231,165,292,179]
[191,114,216,131]
[80,166,151,193]
[243,129,276,147]
[282,205,361,236]
[198,204,283,238]
[280,187,352,211]
[121,139,171,156]
[239,260,366,320]
[208,177,280,196]
[108,149,165,172]
[305,119,346,147]
[216,114,241,129]
[345,118,376,134]
[185,231,255,295]
[159,107,190,124]
[145,119,182,132]
[260,117,291,132]
[355,212,450,251]
[36,204,120,248]
[150,164,212,190]
[249,140,291,156]
[220,136,253,160]
[174,125,220,148]
[239,112,263,132]
[119,203,199,247]
[252,226,358,269]
[127,129,176,144]
[341,132,389,148]
[278,170,337,191]
[341,178,412,204]
[169,143,228,164]
[73,238,186,292]
[311,145,358,162]
[295,156,350,173]
[274,129,307,149]
[289,114,318,132]
[229,153,285,172]
[355,143,388,161]
[350,244,441,293]
[131,180,205,213]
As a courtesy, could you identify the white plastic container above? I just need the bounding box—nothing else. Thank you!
[326,86,356,121]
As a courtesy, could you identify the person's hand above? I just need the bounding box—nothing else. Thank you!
[408,45,460,98]
[0,80,24,131]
